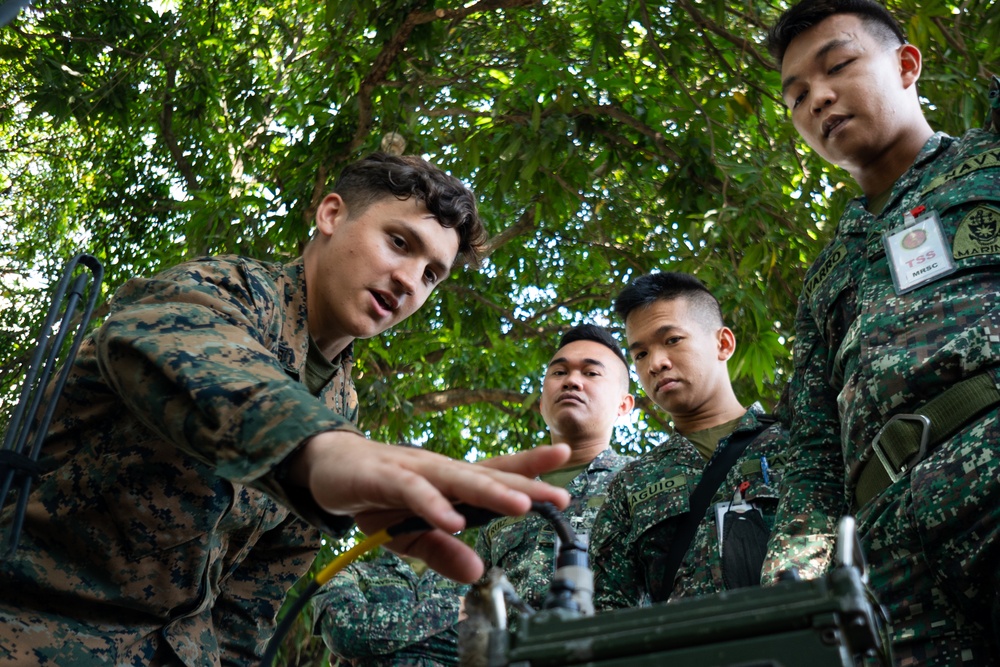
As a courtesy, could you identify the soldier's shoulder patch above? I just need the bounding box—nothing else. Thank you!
[922,147,1000,196]
[485,515,525,542]
[627,474,686,513]
[802,240,848,301]
[953,205,1000,259]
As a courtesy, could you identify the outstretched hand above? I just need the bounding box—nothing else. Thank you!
[290,431,571,581]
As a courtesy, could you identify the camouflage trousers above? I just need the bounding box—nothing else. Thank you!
[858,407,1000,666]
[0,607,178,666]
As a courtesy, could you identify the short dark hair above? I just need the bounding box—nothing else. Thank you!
[614,272,723,331]
[333,152,488,266]
[555,324,629,372]
[767,0,906,66]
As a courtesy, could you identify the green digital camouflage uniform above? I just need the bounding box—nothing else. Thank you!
[474,448,632,609]
[0,255,361,666]
[314,550,468,667]
[591,404,792,609]
[765,120,1000,664]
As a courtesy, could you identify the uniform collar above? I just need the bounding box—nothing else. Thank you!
[585,446,630,473]
[842,132,953,234]
[274,257,353,378]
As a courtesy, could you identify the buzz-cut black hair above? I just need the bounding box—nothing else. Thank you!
[614,272,724,331]
[555,324,629,371]
[767,0,906,66]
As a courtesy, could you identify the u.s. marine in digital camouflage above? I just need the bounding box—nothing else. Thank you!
[0,154,577,666]
[314,550,468,667]
[765,1,1000,663]
[590,272,801,610]
[474,324,635,610]
[0,255,361,665]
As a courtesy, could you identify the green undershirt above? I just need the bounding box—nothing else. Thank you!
[305,336,338,396]
[684,415,743,460]
[866,187,894,216]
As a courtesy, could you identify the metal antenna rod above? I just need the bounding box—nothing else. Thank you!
[0,253,103,559]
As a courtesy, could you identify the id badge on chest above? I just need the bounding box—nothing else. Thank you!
[883,206,955,295]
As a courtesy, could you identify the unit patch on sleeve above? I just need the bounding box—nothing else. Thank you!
[953,205,1000,259]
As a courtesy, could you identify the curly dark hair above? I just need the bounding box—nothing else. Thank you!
[333,153,488,266]
[767,0,905,66]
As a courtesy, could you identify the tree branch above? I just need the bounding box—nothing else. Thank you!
[304,0,544,222]
[575,103,681,164]
[673,0,774,70]
[481,204,537,258]
[9,23,146,58]
[159,65,200,193]
[366,388,534,428]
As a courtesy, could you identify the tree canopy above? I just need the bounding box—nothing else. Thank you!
[1,0,997,661]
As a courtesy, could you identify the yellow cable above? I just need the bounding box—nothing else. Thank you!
[314,529,392,586]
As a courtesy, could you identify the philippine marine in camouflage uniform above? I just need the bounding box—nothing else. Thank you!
[764,1,1000,663]
[591,272,794,609]
[0,154,573,666]
[314,550,468,667]
[475,325,634,610]
[592,405,788,607]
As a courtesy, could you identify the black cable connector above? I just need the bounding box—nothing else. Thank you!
[388,504,503,537]
[533,501,594,616]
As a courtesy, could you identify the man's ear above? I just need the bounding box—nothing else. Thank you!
[899,43,922,89]
[617,392,636,417]
[314,193,347,237]
[717,327,736,361]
